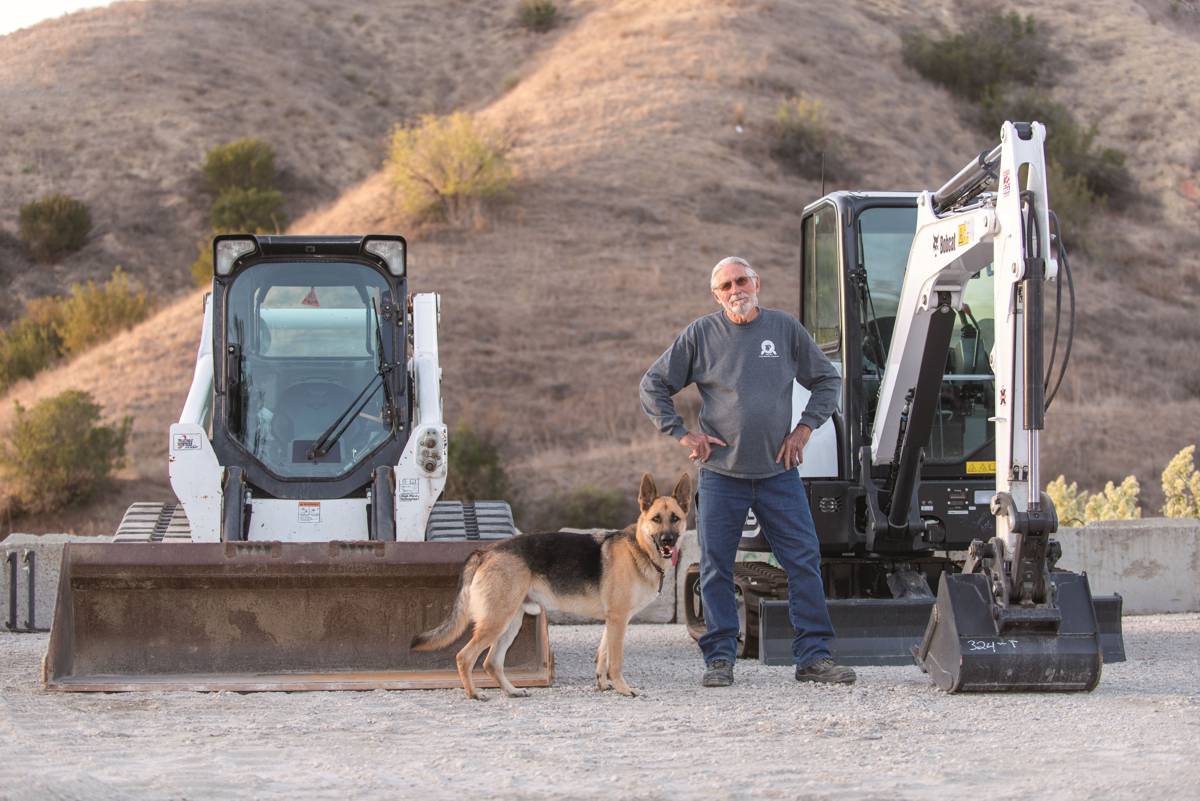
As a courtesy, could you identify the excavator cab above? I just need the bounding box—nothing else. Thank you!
[43,235,552,691]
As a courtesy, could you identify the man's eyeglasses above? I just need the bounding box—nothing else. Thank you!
[713,275,753,293]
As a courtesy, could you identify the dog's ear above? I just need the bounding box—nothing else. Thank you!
[638,473,658,512]
[672,472,692,515]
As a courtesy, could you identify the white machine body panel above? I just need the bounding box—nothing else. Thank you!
[168,422,222,542]
[245,498,369,541]
[793,378,839,479]
[394,292,447,542]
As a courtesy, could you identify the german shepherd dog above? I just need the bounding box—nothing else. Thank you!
[412,472,691,700]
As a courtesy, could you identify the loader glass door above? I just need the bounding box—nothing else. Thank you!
[225,261,395,480]
[857,207,995,472]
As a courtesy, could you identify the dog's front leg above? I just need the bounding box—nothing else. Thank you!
[604,616,637,697]
[595,628,611,691]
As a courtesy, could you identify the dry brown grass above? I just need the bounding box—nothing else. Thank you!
[2,0,1198,534]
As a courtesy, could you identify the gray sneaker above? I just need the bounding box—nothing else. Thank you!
[795,658,856,684]
[701,659,735,687]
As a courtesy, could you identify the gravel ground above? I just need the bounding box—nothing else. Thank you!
[2,616,1198,801]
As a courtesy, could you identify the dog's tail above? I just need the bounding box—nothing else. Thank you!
[410,550,483,651]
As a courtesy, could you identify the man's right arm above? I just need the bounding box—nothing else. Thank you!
[638,330,694,440]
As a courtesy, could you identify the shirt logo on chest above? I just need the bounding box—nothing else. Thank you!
[760,339,778,358]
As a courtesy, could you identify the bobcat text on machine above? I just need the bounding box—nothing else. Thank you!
[684,121,1123,691]
[44,235,552,691]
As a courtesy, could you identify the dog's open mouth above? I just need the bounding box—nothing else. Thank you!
[658,544,674,560]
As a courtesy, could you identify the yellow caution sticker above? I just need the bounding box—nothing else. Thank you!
[957,222,971,247]
[966,461,996,475]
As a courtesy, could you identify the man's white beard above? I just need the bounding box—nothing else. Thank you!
[726,293,758,317]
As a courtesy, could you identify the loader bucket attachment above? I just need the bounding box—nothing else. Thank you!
[914,571,1102,692]
[43,541,553,692]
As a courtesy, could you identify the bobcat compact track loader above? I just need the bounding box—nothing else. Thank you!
[43,234,552,691]
[683,122,1125,691]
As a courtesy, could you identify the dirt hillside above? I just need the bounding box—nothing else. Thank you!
[2,0,1198,534]
[0,0,556,318]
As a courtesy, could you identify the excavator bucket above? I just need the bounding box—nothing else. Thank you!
[913,571,1102,692]
[43,541,553,692]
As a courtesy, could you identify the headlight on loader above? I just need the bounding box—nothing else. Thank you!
[214,236,257,276]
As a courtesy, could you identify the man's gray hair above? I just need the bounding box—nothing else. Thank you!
[710,256,758,288]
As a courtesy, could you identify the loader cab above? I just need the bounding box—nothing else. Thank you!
[209,235,410,500]
[799,194,996,553]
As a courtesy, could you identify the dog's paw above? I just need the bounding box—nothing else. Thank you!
[615,685,639,698]
[505,688,531,698]
[468,692,489,702]
[595,677,611,691]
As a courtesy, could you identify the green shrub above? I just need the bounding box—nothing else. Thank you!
[519,0,558,32]
[770,95,835,179]
[189,237,214,287]
[1045,161,1099,246]
[979,90,1134,208]
[1082,476,1142,522]
[389,112,514,225]
[1162,445,1200,518]
[1046,474,1088,527]
[210,187,286,232]
[202,138,278,194]
[0,299,66,394]
[547,485,636,530]
[443,425,513,503]
[901,11,1049,104]
[0,390,131,514]
[55,267,151,357]
[1048,473,1142,524]
[18,193,93,263]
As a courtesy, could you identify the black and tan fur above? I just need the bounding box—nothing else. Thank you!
[411,472,691,700]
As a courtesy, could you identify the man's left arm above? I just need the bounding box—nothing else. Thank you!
[775,325,840,468]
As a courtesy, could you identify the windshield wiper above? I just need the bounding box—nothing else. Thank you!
[306,301,395,461]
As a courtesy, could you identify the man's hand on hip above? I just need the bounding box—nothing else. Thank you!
[680,431,727,462]
[775,424,813,469]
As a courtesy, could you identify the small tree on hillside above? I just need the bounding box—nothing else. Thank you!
[55,267,152,357]
[770,95,836,180]
[389,112,514,226]
[210,188,286,232]
[0,298,66,394]
[443,425,513,503]
[519,0,558,32]
[0,390,131,514]
[202,138,278,193]
[1082,476,1142,523]
[18,193,93,263]
[1046,475,1088,527]
[1162,445,1200,518]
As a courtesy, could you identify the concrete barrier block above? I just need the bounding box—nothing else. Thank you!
[1,534,96,632]
[1054,519,1200,614]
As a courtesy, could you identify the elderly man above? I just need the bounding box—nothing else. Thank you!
[639,256,855,686]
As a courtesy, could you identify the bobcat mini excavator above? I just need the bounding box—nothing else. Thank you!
[684,122,1123,691]
[43,235,552,691]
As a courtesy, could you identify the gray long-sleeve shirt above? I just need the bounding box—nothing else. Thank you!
[639,308,840,479]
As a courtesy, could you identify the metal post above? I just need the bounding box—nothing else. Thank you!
[22,550,35,631]
[5,551,16,631]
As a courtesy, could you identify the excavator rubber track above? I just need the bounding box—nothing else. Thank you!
[43,540,553,692]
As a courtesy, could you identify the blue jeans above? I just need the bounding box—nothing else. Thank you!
[697,468,834,668]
